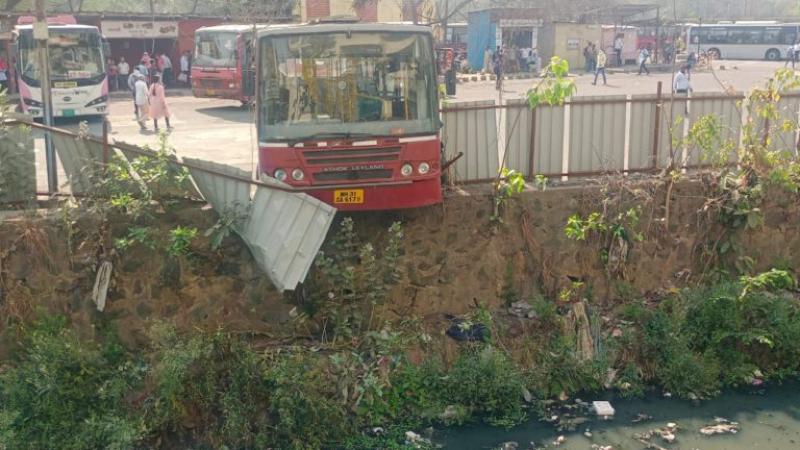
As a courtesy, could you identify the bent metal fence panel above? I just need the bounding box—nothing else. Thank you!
[242,177,336,292]
[441,100,499,182]
[51,132,105,195]
[0,125,36,203]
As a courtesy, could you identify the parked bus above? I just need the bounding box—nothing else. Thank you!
[687,22,800,61]
[257,21,442,211]
[12,15,108,118]
[192,24,262,104]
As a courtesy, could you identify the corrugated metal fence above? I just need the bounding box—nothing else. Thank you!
[441,89,800,182]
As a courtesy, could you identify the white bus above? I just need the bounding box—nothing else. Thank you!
[687,22,800,61]
[12,16,109,118]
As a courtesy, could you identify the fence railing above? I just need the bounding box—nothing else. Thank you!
[440,87,800,183]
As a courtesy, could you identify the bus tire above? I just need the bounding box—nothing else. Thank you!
[766,48,782,61]
[707,48,721,60]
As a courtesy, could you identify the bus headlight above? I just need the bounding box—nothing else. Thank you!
[291,168,305,181]
[418,162,430,175]
[228,83,236,88]
[401,163,413,177]
[85,95,108,107]
[274,169,287,181]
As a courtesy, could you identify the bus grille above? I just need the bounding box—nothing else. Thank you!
[313,169,393,182]
[302,147,401,165]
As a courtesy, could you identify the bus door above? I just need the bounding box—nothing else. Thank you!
[241,34,255,100]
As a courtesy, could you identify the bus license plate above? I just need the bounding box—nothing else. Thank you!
[334,189,364,204]
[206,89,216,96]
[61,109,76,117]
[54,81,78,88]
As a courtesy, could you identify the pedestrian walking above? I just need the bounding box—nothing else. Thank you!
[793,41,800,68]
[493,47,504,90]
[674,65,692,115]
[106,58,118,90]
[583,42,594,73]
[127,68,141,116]
[179,51,191,86]
[148,74,172,131]
[686,52,697,79]
[482,46,492,74]
[134,73,150,131]
[0,53,8,93]
[592,49,607,85]
[637,46,650,75]
[614,34,624,66]
[161,53,173,87]
[785,44,795,68]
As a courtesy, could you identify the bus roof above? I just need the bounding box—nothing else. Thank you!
[196,24,272,33]
[690,22,800,27]
[257,21,432,37]
[15,24,99,31]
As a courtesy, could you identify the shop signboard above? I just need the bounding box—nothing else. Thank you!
[101,20,179,39]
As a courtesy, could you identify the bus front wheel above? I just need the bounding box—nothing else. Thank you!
[766,48,782,61]
[707,48,721,60]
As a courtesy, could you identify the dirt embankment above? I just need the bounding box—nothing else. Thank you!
[2,178,799,349]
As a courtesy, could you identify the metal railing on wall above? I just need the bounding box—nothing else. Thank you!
[440,87,800,183]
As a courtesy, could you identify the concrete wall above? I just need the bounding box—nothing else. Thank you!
[301,0,400,22]
[540,23,602,71]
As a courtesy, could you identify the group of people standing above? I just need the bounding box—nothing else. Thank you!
[482,45,539,91]
[126,60,173,132]
[106,51,192,91]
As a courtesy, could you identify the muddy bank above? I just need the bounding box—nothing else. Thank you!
[2,177,800,348]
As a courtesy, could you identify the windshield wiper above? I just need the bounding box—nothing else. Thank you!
[288,132,376,147]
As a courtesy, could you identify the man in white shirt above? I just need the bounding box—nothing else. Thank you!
[117,57,130,77]
[674,65,692,115]
[613,35,624,66]
[673,65,691,94]
[134,73,150,131]
[179,51,190,86]
[161,53,173,87]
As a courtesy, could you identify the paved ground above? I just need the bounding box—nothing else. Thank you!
[452,60,787,101]
[28,59,790,192]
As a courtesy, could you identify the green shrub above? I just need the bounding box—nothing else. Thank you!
[443,346,526,428]
[145,324,274,448]
[0,315,144,450]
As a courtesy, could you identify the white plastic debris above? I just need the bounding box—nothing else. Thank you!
[592,401,615,419]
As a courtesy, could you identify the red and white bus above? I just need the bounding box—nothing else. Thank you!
[256,22,442,211]
[192,24,262,104]
[12,15,108,118]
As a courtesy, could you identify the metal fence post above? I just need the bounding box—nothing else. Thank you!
[527,106,537,178]
[651,81,662,169]
[102,118,110,165]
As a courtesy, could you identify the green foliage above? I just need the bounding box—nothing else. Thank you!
[688,114,734,168]
[204,202,250,251]
[307,218,403,341]
[0,315,145,450]
[527,57,577,109]
[114,226,156,252]
[443,346,526,428]
[528,335,606,398]
[166,226,198,257]
[564,212,606,241]
[492,167,526,222]
[533,174,548,191]
[740,268,796,297]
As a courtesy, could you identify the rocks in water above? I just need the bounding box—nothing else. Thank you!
[591,445,614,450]
[700,417,740,436]
[592,401,615,419]
[584,429,593,438]
[508,301,536,319]
[635,422,679,447]
[631,413,653,423]
[497,441,518,450]
[552,435,566,446]
[404,431,432,448]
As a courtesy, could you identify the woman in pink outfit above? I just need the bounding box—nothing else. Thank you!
[148,74,172,130]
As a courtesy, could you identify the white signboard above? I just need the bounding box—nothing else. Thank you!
[101,20,179,39]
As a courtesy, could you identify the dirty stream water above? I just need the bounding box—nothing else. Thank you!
[436,382,800,449]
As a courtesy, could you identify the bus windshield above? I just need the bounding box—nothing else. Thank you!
[259,31,438,141]
[18,29,104,81]
[195,31,238,68]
